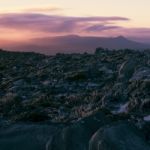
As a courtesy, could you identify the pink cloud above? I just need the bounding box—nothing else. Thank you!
[0,13,129,34]
[23,7,62,13]
[0,13,150,43]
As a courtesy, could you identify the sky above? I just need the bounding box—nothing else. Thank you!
[0,0,150,44]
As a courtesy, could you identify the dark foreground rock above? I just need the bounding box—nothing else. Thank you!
[0,122,59,150]
[89,122,150,150]
[47,111,111,150]
[0,112,149,150]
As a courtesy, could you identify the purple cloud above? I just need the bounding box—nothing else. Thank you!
[85,24,122,32]
[0,13,150,43]
[0,13,129,33]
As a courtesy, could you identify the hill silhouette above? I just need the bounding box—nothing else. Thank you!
[3,35,150,55]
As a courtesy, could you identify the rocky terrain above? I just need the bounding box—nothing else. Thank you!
[0,48,150,150]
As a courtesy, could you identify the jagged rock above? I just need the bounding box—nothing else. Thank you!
[130,67,150,82]
[118,59,137,81]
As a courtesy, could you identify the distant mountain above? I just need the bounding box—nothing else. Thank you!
[2,35,150,55]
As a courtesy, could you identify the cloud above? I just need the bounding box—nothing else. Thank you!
[22,7,62,13]
[112,27,150,38]
[0,13,129,34]
[0,12,150,43]
[85,24,122,32]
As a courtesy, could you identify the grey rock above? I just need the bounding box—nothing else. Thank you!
[89,122,150,150]
[0,123,58,150]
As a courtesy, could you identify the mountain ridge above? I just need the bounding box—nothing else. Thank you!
[1,35,150,55]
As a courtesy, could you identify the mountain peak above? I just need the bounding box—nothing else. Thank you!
[115,36,127,40]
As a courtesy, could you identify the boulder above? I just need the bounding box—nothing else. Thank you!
[89,122,150,150]
[47,111,112,150]
[0,122,58,150]
[130,67,150,82]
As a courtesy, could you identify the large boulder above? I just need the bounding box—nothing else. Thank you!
[130,67,150,82]
[0,122,59,150]
[47,111,112,150]
[89,122,150,150]
[118,59,137,81]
